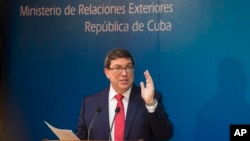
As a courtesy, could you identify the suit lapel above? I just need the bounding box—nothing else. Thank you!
[124,85,142,139]
[98,85,142,139]
[98,87,111,138]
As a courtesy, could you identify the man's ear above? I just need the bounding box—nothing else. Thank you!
[104,68,110,79]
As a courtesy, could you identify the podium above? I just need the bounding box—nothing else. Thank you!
[42,140,139,141]
[42,139,139,141]
[43,122,138,141]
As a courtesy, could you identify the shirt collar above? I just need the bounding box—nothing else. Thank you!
[109,84,132,101]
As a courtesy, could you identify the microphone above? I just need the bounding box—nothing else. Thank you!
[88,106,102,141]
[109,107,120,141]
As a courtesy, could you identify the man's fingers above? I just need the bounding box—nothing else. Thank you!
[140,82,145,90]
[144,70,154,87]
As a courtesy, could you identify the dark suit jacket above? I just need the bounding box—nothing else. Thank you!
[76,84,173,141]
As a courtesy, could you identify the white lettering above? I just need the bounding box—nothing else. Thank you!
[234,129,247,136]
[147,20,171,31]
[85,21,129,35]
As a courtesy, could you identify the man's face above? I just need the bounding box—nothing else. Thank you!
[104,58,134,94]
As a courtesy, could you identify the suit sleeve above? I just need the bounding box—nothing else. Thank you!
[148,92,174,140]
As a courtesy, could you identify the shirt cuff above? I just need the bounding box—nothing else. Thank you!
[145,99,158,113]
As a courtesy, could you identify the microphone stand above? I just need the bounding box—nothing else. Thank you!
[109,107,120,141]
[87,107,102,141]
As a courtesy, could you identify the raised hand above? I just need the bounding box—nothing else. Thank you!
[140,70,155,106]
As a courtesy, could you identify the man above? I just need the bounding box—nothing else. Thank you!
[76,48,173,141]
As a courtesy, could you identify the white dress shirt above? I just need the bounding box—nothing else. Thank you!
[109,85,131,140]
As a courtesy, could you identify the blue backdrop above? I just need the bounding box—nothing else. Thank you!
[3,0,250,141]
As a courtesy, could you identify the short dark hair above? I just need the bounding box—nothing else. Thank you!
[104,48,135,68]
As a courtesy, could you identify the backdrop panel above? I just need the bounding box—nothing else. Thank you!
[3,0,250,141]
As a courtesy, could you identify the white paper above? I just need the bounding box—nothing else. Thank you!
[44,121,80,141]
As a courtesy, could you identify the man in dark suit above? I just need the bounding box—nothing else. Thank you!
[76,48,173,141]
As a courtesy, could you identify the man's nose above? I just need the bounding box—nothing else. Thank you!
[121,68,128,75]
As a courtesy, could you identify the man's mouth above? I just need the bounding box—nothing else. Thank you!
[120,79,129,83]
